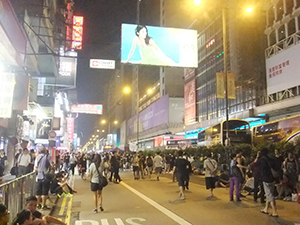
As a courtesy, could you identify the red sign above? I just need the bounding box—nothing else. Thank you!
[72,16,83,50]
[184,79,196,125]
[184,68,195,81]
[66,117,74,143]
[71,104,103,115]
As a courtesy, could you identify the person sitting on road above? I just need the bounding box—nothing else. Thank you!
[50,172,77,197]
[12,209,33,225]
[0,204,10,225]
[216,170,230,188]
[25,196,67,225]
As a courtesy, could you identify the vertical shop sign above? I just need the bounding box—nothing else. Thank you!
[184,79,196,125]
[66,117,74,143]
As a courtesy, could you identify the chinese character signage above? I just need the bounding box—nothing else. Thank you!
[71,104,103,115]
[266,43,300,95]
[72,16,83,50]
[66,117,74,143]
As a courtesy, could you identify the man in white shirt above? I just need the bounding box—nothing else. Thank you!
[153,152,163,181]
[203,152,218,197]
[17,148,31,176]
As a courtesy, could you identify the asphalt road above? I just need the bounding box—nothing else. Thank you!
[52,170,300,225]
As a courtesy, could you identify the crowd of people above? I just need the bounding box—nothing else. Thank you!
[0,145,298,223]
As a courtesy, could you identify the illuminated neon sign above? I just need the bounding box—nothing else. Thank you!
[72,16,83,50]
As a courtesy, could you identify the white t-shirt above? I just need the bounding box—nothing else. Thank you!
[18,154,31,167]
[153,155,163,168]
[89,162,104,183]
[203,158,218,177]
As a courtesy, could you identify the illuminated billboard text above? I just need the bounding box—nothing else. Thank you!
[121,24,198,68]
[72,16,83,50]
[90,59,115,69]
[71,104,103,115]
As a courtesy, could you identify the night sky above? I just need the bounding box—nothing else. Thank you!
[74,0,140,144]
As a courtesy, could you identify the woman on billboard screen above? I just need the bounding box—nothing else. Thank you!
[125,25,176,66]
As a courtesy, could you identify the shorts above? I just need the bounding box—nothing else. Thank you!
[36,179,51,196]
[133,166,139,172]
[263,182,275,202]
[176,173,186,187]
[205,177,216,189]
[91,182,103,192]
[155,167,162,174]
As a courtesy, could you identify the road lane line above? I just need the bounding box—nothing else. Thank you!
[120,182,192,225]
[59,196,67,216]
[65,195,73,225]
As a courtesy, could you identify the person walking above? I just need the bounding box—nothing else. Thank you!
[146,154,154,179]
[109,151,121,183]
[34,147,52,210]
[69,153,77,176]
[257,148,279,217]
[17,148,31,177]
[89,154,105,213]
[172,150,191,200]
[132,153,140,180]
[153,151,163,181]
[203,152,218,197]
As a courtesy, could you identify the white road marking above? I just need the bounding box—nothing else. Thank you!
[120,182,192,225]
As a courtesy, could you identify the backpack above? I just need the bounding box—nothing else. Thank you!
[146,157,153,167]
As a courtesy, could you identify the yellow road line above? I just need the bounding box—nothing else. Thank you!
[65,195,73,224]
[59,196,67,216]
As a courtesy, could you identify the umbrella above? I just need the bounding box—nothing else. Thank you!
[109,147,124,153]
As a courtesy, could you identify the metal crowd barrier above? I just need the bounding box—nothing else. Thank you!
[0,172,36,223]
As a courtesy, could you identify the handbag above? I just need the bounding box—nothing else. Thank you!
[95,163,108,188]
[10,166,18,175]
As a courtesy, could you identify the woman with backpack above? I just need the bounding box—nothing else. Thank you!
[146,154,154,179]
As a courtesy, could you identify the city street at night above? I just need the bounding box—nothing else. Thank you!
[52,171,300,225]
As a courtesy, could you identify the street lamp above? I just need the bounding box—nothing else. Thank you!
[101,119,118,134]
[193,0,253,145]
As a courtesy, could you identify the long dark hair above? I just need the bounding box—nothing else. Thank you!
[93,154,102,168]
[13,209,31,225]
[135,25,151,45]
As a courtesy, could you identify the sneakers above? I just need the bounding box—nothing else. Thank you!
[42,205,50,210]
[179,195,186,200]
[99,206,104,211]
[93,209,98,214]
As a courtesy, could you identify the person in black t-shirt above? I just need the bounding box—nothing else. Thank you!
[172,150,191,200]
[25,196,66,225]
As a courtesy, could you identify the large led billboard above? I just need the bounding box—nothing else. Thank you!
[121,24,198,68]
[266,43,300,95]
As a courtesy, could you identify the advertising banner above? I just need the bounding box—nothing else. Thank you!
[127,95,169,136]
[71,104,103,115]
[216,73,225,99]
[121,24,198,68]
[0,73,15,118]
[266,43,300,95]
[90,59,115,69]
[227,73,235,99]
[184,79,196,125]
